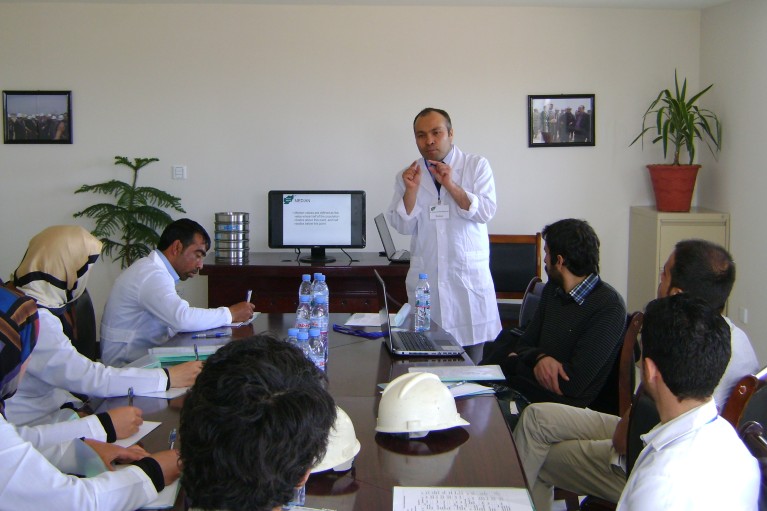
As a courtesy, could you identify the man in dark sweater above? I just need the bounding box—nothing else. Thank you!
[485,218,626,408]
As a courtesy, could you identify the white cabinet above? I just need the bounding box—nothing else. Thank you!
[627,206,730,313]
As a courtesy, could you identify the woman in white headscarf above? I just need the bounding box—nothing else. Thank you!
[4,225,201,430]
[0,285,179,510]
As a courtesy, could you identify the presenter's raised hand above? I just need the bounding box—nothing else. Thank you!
[229,301,256,322]
[402,161,421,191]
[167,361,202,388]
[107,406,144,439]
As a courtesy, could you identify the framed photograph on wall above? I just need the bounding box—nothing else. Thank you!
[3,90,72,144]
[528,94,594,147]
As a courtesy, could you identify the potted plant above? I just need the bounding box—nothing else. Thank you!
[74,156,185,269]
[630,71,722,212]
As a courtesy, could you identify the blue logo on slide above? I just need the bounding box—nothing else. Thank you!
[283,195,294,205]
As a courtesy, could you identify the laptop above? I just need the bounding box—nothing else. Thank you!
[374,213,410,263]
[373,269,464,357]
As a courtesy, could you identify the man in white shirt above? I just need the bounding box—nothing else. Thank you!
[101,219,255,366]
[617,294,759,509]
[513,239,759,511]
[386,108,500,363]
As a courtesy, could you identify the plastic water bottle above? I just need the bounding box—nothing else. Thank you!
[414,273,431,332]
[298,274,313,303]
[286,484,306,509]
[295,294,312,331]
[313,274,330,313]
[285,328,299,346]
[310,295,329,365]
[295,330,312,360]
[308,327,326,372]
[311,273,323,305]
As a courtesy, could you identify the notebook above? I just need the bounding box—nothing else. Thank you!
[373,269,463,357]
[374,213,410,263]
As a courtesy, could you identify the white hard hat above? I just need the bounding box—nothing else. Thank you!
[375,372,469,438]
[311,406,361,473]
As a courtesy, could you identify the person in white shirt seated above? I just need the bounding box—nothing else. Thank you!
[5,225,201,427]
[101,218,255,366]
[0,285,180,510]
[617,294,759,509]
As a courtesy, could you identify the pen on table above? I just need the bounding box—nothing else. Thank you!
[447,381,467,389]
[194,343,199,361]
[246,289,252,303]
[168,428,177,450]
[191,332,229,339]
[128,387,134,407]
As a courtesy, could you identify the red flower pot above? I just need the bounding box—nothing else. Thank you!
[647,164,700,212]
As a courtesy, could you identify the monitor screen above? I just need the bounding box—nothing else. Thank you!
[268,190,366,263]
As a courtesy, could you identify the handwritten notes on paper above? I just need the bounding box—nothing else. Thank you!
[392,487,533,511]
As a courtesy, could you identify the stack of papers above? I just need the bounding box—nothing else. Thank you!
[148,345,224,364]
[448,382,495,398]
[407,365,505,382]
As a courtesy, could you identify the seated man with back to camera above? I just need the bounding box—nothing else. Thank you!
[179,334,337,511]
[481,218,626,408]
[617,294,759,509]
[101,218,255,366]
[513,239,759,511]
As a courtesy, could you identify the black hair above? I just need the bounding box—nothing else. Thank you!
[157,218,211,252]
[670,239,735,312]
[641,294,731,401]
[413,108,452,132]
[542,218,600,277]
[179,334,337,511]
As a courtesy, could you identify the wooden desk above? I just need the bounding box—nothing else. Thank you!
[200,252,408,313]
[100,314,529,511]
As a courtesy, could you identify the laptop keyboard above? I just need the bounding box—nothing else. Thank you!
[397,331,435,351]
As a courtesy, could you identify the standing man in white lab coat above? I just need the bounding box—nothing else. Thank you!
[387,108,501,363]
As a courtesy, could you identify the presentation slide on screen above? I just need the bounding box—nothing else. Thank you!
[282,193,351,245]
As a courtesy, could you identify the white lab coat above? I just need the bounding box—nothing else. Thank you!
[386,145,501,346]
[0,416,158,510]
[5,309,168,426]
[101,250,232,366]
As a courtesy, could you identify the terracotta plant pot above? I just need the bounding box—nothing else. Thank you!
[647,164,701,212]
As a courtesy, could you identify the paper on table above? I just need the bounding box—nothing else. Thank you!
[114,421,161,447]
[345,313,381,327]
[392,486,533,511]
[450,382,495,398]
[407,365,505,382]
[138,478,180,509]
[149,345,224,364]
[227,311,260,327]
[134,387,189,399]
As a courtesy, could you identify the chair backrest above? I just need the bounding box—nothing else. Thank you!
[517,277,544,330]
[626,385,659,475]
[722,367,767,429]
[588,311,643,416]
[488,233,542,300]
[739,421,767,511]
[63,288,98,361]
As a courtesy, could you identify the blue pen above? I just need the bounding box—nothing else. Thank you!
[191,332,229,339]
[128,387,134,407]
[168,428,177,450]
[194,343,199,361]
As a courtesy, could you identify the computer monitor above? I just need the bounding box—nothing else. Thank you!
[267,190,366,263]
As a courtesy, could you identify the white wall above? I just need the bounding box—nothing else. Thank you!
[0,4,701,341]
[700,0,767,364]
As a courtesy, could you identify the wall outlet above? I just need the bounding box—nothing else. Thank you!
[171,165,187,180]
[739,306,749,324]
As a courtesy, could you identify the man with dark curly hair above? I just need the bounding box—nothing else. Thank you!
[482,218,626,408]
[179,334,336,511]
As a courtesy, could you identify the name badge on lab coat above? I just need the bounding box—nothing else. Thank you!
[429,204,450,220]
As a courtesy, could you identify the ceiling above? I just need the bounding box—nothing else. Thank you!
[0,0,733,8]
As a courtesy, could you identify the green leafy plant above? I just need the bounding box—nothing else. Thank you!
[74,156,185,269]
[630,71,722,165]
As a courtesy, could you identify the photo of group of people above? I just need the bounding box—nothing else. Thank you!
[528,94,594,147]
[3,91,72,144]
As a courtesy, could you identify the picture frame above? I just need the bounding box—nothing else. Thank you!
[3,90,72,144]
[528,94,594,147]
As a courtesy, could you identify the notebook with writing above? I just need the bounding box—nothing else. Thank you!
[374,213,410,263]
[374,269,463,357]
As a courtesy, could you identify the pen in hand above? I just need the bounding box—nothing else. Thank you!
[246,289,252,303]
[194,344,199,361]
[128,387,134,407]
[168,428,177,450]
[191,332,229,339]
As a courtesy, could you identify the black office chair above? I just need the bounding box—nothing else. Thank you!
[63,288,99,361]
[740,421,767,511]
[488,233,542,328]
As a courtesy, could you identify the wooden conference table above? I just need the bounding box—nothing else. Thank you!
[97,313,530,511]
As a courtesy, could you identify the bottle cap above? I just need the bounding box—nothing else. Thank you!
[297,331,309,340]
[419,273,428,279]
[288,328,299,336]
[309,328,321,337]
[302,274,311,281]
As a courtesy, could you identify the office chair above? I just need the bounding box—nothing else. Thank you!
[740,421,767,511]
[63,288,99,361]
[722,366,767,429]
[488,233,542,328]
